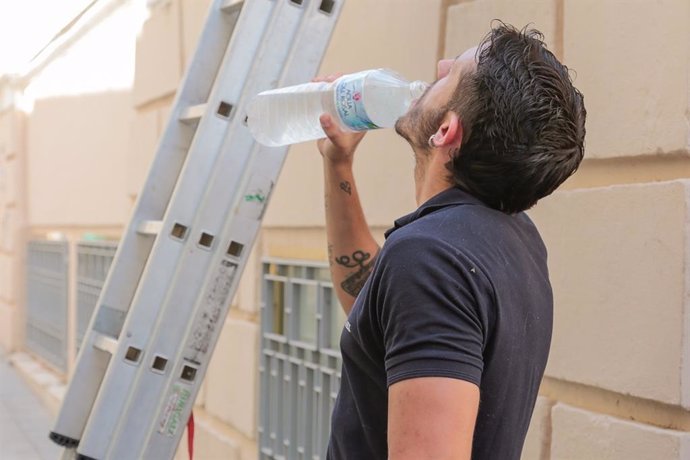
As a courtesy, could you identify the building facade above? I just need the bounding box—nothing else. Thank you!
[1,0,689,458]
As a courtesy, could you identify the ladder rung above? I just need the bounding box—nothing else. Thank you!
[92,332,119,355]
[179,103,208,124]
[136,220,163,236]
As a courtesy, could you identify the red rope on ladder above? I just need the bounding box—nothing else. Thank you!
[187,411,195,460]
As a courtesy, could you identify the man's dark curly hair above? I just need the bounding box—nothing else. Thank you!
[448,23,586,214]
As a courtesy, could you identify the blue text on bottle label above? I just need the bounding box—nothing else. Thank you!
[335,74,379,131]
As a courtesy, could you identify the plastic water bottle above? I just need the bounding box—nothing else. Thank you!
[246,69,429,147]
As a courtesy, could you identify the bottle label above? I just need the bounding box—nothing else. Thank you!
[335,73,379,131]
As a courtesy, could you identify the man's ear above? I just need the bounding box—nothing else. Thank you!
[431,112,463,150]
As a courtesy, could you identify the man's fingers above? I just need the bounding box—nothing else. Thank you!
[311,73,345,83]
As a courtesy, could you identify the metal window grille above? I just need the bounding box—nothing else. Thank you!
[259,258,346,460]
[26,240,69,372]
[76,241,118,349]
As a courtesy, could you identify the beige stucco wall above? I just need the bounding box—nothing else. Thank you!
[25,0,141,229]
[1,0,689,458]
[27,92,132,227]
[0,107,26,353]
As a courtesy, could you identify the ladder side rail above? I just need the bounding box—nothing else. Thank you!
[143,2,346,457]
[95,0,242,339]
[74,1,280,457]
[182,2,243,105]
[50,0,241,447]
[108,1,305,453]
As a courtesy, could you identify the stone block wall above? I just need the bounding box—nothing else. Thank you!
[447,0,690,457]
[551,404,690,460]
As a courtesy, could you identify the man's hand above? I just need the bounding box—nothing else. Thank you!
[317,113,366,165]
[312,73,366,165]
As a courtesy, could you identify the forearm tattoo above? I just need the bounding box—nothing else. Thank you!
[339,180,352,195]
[336,249,379,297]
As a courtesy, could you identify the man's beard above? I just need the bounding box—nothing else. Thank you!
[395,102,447,151]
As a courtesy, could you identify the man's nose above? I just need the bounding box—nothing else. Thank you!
[436,59,454,79]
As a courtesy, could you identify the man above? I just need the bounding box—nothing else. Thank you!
[318,23,586,459]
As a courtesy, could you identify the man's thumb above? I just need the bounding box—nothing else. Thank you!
[320,114,341,140]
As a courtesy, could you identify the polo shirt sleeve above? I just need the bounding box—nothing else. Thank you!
[376,234,489,388]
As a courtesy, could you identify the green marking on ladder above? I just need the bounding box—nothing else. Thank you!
[244,192,266,203]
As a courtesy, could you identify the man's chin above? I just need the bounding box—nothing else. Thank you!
[394,118,411,143]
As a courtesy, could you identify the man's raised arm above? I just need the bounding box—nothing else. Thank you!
[317,107,379,315]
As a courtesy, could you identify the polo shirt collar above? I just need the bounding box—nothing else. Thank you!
[385,186,485,239]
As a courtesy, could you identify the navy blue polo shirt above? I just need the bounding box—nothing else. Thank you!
[327,186,553,460]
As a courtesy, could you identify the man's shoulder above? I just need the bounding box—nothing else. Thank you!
[380,203,546,280]
[377,215,489,282]
[380,223,450,265]
[384,201,514,252]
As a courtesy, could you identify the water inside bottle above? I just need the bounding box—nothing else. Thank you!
[362,84,416,128]
[247,81,334,146]
[246,70,429,146]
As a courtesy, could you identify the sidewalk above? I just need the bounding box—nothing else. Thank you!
[1,351,254,460]
[0,354,63,460]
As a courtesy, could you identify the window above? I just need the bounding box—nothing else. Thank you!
[259,259,345,459]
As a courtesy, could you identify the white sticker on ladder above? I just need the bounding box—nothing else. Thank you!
[158,384,192,437]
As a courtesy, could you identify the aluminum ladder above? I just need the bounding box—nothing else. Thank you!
[48,0,344,458]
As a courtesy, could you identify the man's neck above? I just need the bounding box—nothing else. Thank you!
[414,147,454,206]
